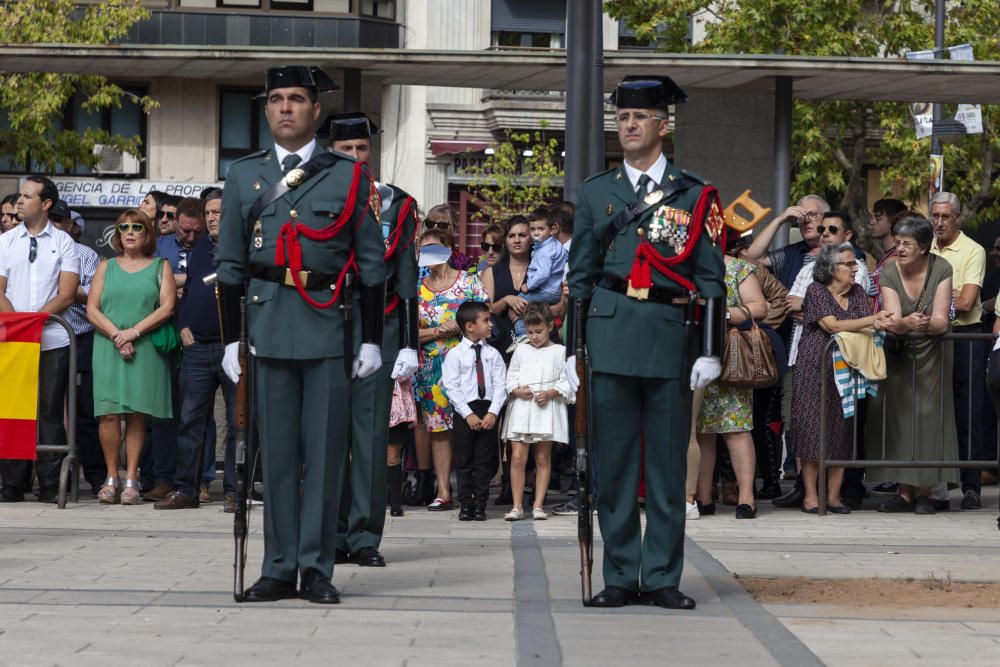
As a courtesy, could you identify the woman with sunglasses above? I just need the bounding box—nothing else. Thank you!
[139,190,168,224]
[424,204,474,272]
[480,216,532,358]
[1,193,20,232]
[476,224,505,273]
[87,209,177,505]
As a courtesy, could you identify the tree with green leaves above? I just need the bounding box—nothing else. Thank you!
[606,0,1000,231]
[0,0,157,173]
[461,124,564,221]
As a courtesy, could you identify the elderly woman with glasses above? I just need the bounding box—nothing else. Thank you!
[868,216,957,514]
[87,209,176,505]
[789,243,893,514]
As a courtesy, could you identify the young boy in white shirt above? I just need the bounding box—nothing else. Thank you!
[441,300,507,521]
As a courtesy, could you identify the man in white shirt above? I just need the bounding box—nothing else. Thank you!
[0,176,80,503]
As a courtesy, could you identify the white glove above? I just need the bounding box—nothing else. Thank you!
[391,348,419,380]
[222,342,242,384]
[353,343,383,379]
[565,355,580,393]
[690,356,721,390]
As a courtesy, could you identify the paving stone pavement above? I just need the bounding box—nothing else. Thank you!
[0,483,997,666]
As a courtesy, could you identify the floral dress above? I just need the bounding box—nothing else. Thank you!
[416,270,488,431]
[697,258,756,434]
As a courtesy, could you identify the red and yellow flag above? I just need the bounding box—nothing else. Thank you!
[0,313,49,460]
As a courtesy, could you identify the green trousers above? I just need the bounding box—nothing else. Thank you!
[337,312,399,553]
[591,371,690,592]
[255,356,349,583]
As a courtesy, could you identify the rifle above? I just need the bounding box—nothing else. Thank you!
[205,273,251,602]
[231,294,250,602]
[574,299,593,607]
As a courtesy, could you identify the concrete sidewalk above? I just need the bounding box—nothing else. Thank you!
[0,485,997,666]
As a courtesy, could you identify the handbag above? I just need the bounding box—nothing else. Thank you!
[885,255,936,357]
[719,305,779,389]
[148,258,180,355]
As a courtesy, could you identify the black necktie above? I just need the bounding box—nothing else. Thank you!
[636,173,651,195]
[473,343,486,400]
[281,153,302,174]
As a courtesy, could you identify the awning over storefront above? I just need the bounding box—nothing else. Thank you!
[429,140,491,156]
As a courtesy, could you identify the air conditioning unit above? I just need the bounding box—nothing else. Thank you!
[92,144,141,176]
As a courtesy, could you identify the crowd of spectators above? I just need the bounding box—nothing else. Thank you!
[0,176,997,523]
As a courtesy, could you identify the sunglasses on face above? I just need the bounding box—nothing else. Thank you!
[817,224,840,235]
[159,211,176,220]
[118,222,147,234]
[28,236,37,263]
[424,220,450,231]
[481,241,503,253]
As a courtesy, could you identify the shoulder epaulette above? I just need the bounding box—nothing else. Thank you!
[680,169,709,185]
[232,148,269,165]
[582,167,617,185]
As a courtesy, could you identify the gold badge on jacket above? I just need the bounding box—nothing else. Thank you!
[706,200,725,245]
[649,206,691,254]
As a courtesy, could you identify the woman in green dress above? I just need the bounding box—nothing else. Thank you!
[695,254,768,519]
[87,209,176,505]
[869,215,957,514]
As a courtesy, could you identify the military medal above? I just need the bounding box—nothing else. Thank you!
[253,219,263,249]
[252,181,261,191]
[605,204,613,216]
[705,200,725,245]
[649,206,692,253]
[284,168,306,187]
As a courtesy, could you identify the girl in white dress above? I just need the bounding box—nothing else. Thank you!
[503,303,575,520]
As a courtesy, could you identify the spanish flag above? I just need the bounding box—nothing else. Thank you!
[0,313,49,460]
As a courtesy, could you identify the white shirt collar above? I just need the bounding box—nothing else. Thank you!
[461,336,485,349]
[623,153,667,192]
[15,221,54,238]
[273,139,317,168]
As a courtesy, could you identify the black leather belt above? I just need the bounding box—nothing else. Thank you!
[597,275,691,305]
[251,266,340,290]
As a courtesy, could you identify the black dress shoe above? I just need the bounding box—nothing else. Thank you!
[243,576,297,602]
[877,495,914,513]
[36,490,58,504]
[734,503,757,519]
[590,586,640,608]
[1,488,26,503]
[458,504,475,521]
[473,506,487,521]
[913,496,936,515]
[756,482,782,500]
[696,501,715,516]
[641,586,696,610]
[335,549,350,564]
[841,494,863,511]
[960,489,982,510]
[389,504,404,517]
[298,569,341,604]
[349,547,386,567]
[772,488,804,508]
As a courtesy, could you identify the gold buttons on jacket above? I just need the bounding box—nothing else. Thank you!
[290,209,298,218]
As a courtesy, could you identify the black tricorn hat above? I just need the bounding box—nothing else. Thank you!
[607,75,687,109]
[318,112,381,142]
[256,65,339,99]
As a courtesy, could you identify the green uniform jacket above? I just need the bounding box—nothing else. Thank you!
[568,159,725,379]
[379,183,419,362]
[216,147,387,359]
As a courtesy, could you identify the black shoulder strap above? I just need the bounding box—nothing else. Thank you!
[603,174,698,246]
[247,151,339,225]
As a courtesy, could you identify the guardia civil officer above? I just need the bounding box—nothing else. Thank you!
[566,76,726,609]
[216,66,387,603]
[320,112,420,568]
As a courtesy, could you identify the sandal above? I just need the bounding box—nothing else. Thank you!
[98,476,120,505]
[121,478,142,506]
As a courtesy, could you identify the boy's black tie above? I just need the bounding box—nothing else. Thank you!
[473,343,486,399]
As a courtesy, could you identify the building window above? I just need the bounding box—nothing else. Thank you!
[360,0,395,19]
[492,31,562,48]
[271,0,315,10]
[0,86,147,176]
[216,0,263,7]
[218,89,271,180]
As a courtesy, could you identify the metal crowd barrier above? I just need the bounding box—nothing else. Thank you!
[817,331,999,516]
[33,315,79,509]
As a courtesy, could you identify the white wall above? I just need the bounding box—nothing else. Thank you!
[146,79,218,182]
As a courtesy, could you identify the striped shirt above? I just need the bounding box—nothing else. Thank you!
[64,242,99,336]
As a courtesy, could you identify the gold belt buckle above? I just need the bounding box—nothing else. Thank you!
[284,268,310,287]
[671,297,690,305]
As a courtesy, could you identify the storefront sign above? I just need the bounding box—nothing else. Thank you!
[51,178,222,209]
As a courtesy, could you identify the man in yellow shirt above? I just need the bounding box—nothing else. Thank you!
[930,192,987,510]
